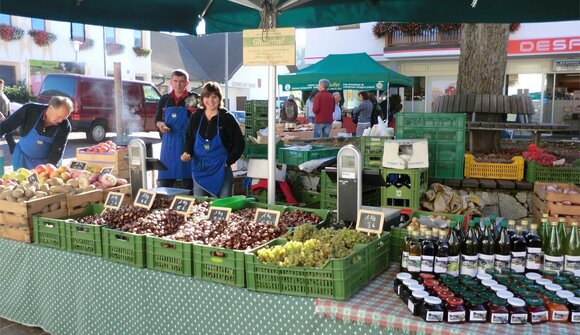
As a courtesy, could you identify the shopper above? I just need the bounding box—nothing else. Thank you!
[281,94,299,123]
[181,82,244,198]
[332,92,343,128]
[305,90,316,124]
[312,79,334,138]
[352,91,373,136]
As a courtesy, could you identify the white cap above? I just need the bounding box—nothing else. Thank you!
[508,297,526,307]
[536,278,552,286]
[397,273,412,280]
[481,279,498,287]
[409,284,425,292]
[412,290,429,299]
[477,273,492,281]
[424,296,443,305]
[496,290,514,299]
[556,290,574,299]
[403,279,419,286]
[545,284,562,292]
[568,297,580,305]
[491,284,508,292]
[526,272,541,280]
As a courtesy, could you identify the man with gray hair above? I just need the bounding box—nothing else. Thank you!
[0,79,9,120]
[312,79,334,138]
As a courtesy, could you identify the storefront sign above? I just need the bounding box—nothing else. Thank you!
[553,59,580,72]
[508,37,580,55]
[243,28,295,66]
[283,81,385,91]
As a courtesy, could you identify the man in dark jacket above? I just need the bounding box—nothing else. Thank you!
[313,79,334,138]
[280,94,298,123]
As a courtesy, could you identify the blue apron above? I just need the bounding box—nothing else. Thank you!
[13,112,58,170]
[191,113,227,197]
[158,103,192,180]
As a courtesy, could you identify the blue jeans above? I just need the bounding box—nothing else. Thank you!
[307,116,314,124]
[194,165,233,198]
[313,123,332,138]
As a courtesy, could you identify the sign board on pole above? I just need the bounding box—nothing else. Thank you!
[243,28,296,66]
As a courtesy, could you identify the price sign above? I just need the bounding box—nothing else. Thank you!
[207,207,232,221]
[254,209,280,226]
[104,192,125,210]
[70,161,88,170]
[27,172,39,184]
[101,167,114,175]
[170,196,194,215]
[356,209,384,235]
[134,189,156,210]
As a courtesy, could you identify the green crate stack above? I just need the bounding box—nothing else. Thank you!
[63,204,105,257]
[396,113,466,180]
[242,141,285,159]
[380,168,428,209]
[102,228,147,268]
[320,170,381,210]
[146,236,194,276]
[367,232,391,280]
[278,146,340,166]
[360,136,387,169]
[193,244,246,287]
[244,100,269,138]
[525,161,580,184]
[33,216,66,249]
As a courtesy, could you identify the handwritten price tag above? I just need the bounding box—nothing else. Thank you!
[254,209,280,226]
[170,196,194,215]
[356,209,384,235]
[104,192,125,210]
[70,161,88,170]
[207,207,232,221]
[134,189,156,210]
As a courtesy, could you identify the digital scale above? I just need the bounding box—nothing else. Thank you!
[336,145,362,223]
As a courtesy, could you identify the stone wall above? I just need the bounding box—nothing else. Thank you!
[461,189,533,219]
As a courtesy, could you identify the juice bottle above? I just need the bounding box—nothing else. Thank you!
[408,230,422,274]
[455,218,466,243]
[564,221,579,272]
[543,222,564,273]
[520,219,529,240]
[494,221,511,272]
[461,221,479,277]
[447,222,461,277]
[434,228,449,275]
[400,226,414,272]
[507,220,516,238]
[540,216,550,249]
[489,214,498,236]
[510,225,527,274]
[421,230,435,273]
[478,220,495,274]
[473,217,482,239]
[525,223,542,273]
[558,218,568,251]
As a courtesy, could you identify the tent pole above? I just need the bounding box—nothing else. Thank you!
[267,65,276,205]
[225,33,229,109]
[411,87,414,113]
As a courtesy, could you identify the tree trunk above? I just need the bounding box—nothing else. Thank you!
[457,23,510,153]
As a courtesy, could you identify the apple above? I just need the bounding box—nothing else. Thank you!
[49,170,60,179]
[35,165,46,174]
[45,164,57,174]
[60,172,72,181]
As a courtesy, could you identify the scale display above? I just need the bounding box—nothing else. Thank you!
[337,145,362,223]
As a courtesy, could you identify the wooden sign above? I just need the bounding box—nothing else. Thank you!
[207,207,232,221]
[356,209,384,235]
[100,167,114,175]
[254,209,280,226]
[27,172,39,184]
[170,196,194,215]
[134,189,156,210]
[70,161,88,170]
[104,192,125,210]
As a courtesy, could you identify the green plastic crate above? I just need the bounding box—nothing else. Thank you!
[430,160,464,180]
[62,204,105,257]
[525,161,580,184]
[193,244,246,287]
[251,189,288,205]
[367,232,391,279]
[245,238,369,300]
[320,170,378,196]
[146,236,193,276]
[102,228,147,268]
[360,136,387,169]
[396,113,466,129]
[380,187,424,209]
[278,146,339,166]
[283,205,330,225]
[320,189,381,210]
[397,127,465,143]
[429,141,465,162]
[381,168,428,191]
[242,141,284,159]
[33,216,66,249]
[390,241,403,263]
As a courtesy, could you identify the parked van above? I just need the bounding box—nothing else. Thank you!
[37,74,162,143]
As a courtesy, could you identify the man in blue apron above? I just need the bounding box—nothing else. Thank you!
[155,69,195,192]
[0,96,73,169]
[180,82,244,198]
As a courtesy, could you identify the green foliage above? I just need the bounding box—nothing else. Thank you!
[4,84,33,104]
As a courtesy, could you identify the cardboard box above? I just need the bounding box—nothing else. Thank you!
[247,159,286,182]
[382,139,429,169]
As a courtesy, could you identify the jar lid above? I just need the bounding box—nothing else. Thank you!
[433,285,450,293]
[519,291,537,299]
[424,296,443,305]
[396,272,412,280]
[508,297,526,307]
[545,283,562,292]
[500,268,514,274]
[481,279,498,287]
[423,279,440,287]
[511,274,525,281]
[526,298,543,307]
[496,290,514,299]
[490,297,507,306]
[536,278,552,286]
[477,273,492,281]
[468,298,485,305]
[485,269,499,275]
[420,273,436,280]
[446,297,464,306]
[491,284,508,292]
[525,272,541,280]
[527,284,544,292]
[550,297,567,305]
[542,270,559,278]
[409,284,425,292]
[403,279,419,286]
[562,284,578,291]
[560,271,575,278]
[412,290,429,299]
[438,291,455,299]
[554,277,569,284]
[567,297,580,306]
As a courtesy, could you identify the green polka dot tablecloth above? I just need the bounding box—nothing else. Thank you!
[0,238,395,335]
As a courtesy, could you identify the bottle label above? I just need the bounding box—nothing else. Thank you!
[401,251,409,269]
[543,254,564,273]
[407,299,414,313]
[408,255,421,272]
[510,313,528,324]
[530,310,548,323]
[421,255,434,272]
[490,312,509,324]
[551,311,569,321]
[564,255,580,272]
[447,311,465,323]
[460,254,478,277]
[469,310,487,321]
[494,254,511,271]
[526,247,542,270]
[434,256,448,274]
[447,255,460,276]
[572,311,580,323]
[477,253,495,273]
[510,251,526,273]
[425,311,444,322]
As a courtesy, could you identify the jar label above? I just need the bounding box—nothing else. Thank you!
[494,254,511,271]
[460,254,478,277]
[408,255,421,272]
[551,311,568,321]
[571,311,580,323]
[564,255,580,272]
[469,310,487,321]
[401,251,409,269]
[477,253,495,273]
[425,311,444,322]
[396,283,402,296]
[530,310,548,323]
[510,251,526,273]
[510,313,528,324]
[543,254,564,273]
[434,256,448,274]
[447,311,465,323]
[490,313,509,324]
[407,299,415,313]
[525,247,542,270]
[447,255,460,276]
[421,255,434,272]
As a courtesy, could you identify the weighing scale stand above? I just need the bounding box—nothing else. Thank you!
[128,139,168,198]
[336,145,362,223]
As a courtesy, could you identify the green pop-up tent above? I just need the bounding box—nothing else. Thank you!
[278,53,413,91]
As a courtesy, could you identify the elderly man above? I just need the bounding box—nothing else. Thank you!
[312,79,334,138]
[0,79,9,120]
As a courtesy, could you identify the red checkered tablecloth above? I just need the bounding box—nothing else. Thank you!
[315,265,580,335]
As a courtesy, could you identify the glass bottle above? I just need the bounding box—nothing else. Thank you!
[568,296,580,323]
[478,220,495,274]
[540,216,550,249]
[508,297,528,324]
[494,220,511,272]
[507,220,516,238]
[400,226,414,272]
[444,297,466,323]
[455,219,465,244]
[565,221,579,272]
[473,217,482,240]
[525,224,542,273]
[421,296,444,322]
[558,217,568,248]
[407,230,422,274]
[526,298,548,324]
[488,297,509,324]
[543,222,564,273]
[510,225,527,274]
[489,214,498,236]
[421,230,435,273]
[447,221,461,277]
[520,219,529,240]
[461,221,479,277]
[434,228,449,275]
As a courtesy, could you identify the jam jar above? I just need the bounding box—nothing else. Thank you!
[481,279,498,289]
[545,283,563,295]
[556,290,574,300]
[444,297,466,323]
[490,284,508,292]
[419,273,436,283]
[560,271,575,278]
[408,290,429,316]
[421,296,444,322]
[438,290,455,301]
[562,283,578,292]
[521,278,535,286]
[406,285,426,304]
[568,296,580,323]
[536,278,553,287]
[423,279,440,293]
[547,297,569,322]
[542,271,558,280]
[511,274,525,282]
[466,298,487,322]
[526,298,548,324]
[508,297,528,324]
[554,277,569,285]
[488,298,509,324]
[400,279,419,302]
[433,285,450,295]
[477,273,492,281]
[485,269,499,276]
[496,290,514,300]
[394,272,412,295]
[525,272,541,281]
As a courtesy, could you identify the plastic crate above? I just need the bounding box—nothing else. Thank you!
[429,141,465,162]
[278,146,339,166]
[367,232,391,279]
[242,141,284,159]
[320,189,381,210]
[526,161,580,184]
[62,204,105,257]
[33,216,66,249]
[193,244,246,287]
[464,154,524,181]
[381,187,424,209]
[146,236,193,276]
[381,168,428,191]
[430,160,464,180]
[102,228,147,268]
[283,205,330,225]
[320,170,378,196]
[245,238,369,300]
[396,113,466,129]
[360,136,387,169]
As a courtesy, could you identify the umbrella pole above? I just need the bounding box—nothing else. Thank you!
[267,65,276,205]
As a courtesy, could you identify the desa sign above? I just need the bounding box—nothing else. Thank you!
[508,37,580,55]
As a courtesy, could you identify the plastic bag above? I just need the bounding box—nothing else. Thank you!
[370,116,388,136]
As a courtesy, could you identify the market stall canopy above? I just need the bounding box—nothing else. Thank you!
[278,53,413,91]
[1,0,578,35]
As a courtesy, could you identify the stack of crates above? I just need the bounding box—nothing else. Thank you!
[320,170,381,210]
[359,136,387,170]
[380,168,428,209]
[243,100,271,159]
[395,113,465,180]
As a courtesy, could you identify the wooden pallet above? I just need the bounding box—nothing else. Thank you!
[66,189,104,215]
[533,182,580,224]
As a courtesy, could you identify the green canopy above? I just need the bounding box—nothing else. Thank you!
[278,53,413,91]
